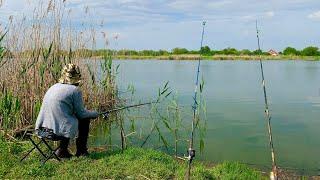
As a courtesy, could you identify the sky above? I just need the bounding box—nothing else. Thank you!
[0,0,319,51]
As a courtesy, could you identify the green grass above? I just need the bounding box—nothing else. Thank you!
[0,139,266,179]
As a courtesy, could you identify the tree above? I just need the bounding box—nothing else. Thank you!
[221,48,239,55]
[140,50,156,56]
[158,50,169,56]
[301,46,320,56]
[283,47,299,55]
[189,50,199,54]
[172,48,189,54]
[240,49,252,55]
[252,49,263,55]
[200,46,211,55]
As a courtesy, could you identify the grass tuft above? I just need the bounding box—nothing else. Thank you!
[211,161,266,180]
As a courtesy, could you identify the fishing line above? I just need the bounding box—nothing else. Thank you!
[185,21,206,180]
[255,20,278,180]
[99,101,157,115]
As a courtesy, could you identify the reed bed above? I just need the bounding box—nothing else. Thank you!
[0,0,207,158]
[0,0,117,135]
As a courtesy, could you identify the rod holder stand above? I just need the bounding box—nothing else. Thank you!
[187,148,196,162]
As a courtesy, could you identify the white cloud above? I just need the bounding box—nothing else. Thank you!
[0,0,319,50]
[265,11,275,17]
[239,11,274,22]
[308,11,320,20]
[208,0,232,9]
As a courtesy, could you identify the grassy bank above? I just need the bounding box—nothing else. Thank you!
[0,139,266,179]
[110,54,320,61]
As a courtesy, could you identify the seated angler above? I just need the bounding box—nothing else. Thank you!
[35,63,106,158]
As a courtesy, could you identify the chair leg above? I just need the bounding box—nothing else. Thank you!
[41,138,61,162]
[21,135,63,165]
[42,152,55,165]
[27,136,48,159]
[20,141,41,162]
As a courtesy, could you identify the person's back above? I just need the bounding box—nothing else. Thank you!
[36,83,80,138]
[35,63,100,158]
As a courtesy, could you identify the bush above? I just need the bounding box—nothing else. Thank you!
[200,46,212,55]
[172,48,189,54]
[301,46,320,56]
[283,47,300,55]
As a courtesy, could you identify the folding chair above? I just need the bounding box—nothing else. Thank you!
[21,127,65,165]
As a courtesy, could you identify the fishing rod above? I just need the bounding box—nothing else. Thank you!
[185,21,206,180]
[99,101,157,117]
[255,20,278,180]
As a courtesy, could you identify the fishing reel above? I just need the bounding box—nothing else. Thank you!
[187,148,196,162]
[102,112,109,119]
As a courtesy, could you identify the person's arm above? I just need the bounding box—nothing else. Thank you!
[73,88,99,119]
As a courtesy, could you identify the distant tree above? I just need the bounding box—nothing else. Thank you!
[221,48,239,55]
[252,49,263,55]
[189,50,199,54]
[301,46,320,56]
[283,47,300,55]
[212,50,222,55]
[172,48,189,54]
[139,50,156,56]
[240,49,252,55]
[158,50,169,56]
[129,50,139,56]
[118,49,131,56]
[200,46,211,55]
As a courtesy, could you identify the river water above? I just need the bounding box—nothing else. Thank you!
[89,60,320,173]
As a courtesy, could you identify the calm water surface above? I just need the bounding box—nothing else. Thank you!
[89,60,320,172]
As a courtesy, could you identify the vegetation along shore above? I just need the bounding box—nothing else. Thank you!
[0,0,319,179]
[9,46,320,61]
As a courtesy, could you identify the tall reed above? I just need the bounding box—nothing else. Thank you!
[0,0,117,135]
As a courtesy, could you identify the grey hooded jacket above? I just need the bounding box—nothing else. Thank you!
[35,83,99,138]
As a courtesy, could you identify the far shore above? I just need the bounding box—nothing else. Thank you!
[89,54,320,61]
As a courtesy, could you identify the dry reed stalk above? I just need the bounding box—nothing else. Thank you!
[0,0,118,133]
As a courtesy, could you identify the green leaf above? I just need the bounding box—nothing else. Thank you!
[165,91,172,98]
[162,119,172,131]
[116,64,120,72]
[200,77,205,93]
[200,139,205,153]
[155,124,169,151]
[160,87,168,95]
[41,42,53,61]
[164,81,169,90]
[0,31,7,42]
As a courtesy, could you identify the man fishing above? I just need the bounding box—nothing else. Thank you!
[35,63,106,158]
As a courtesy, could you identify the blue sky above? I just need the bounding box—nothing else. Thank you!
[0,0,319,51]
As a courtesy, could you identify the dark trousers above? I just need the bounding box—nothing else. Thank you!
[59,119,90,153]
[76,118,91,153]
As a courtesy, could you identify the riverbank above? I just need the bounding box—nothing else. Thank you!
[0,139,266,179]
[105,54,320,61]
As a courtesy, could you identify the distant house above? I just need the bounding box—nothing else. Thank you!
[268,49,279,56]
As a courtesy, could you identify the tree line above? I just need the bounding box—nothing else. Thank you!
[13,46,320,58]
[92,46,320,57]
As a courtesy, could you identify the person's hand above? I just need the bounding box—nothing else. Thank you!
[102,112,109,119]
